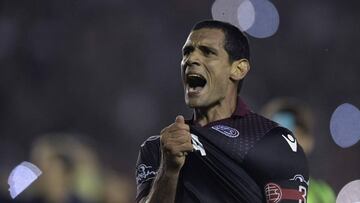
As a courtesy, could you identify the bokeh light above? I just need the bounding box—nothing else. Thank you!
[237,0,256,31]
[330,103,360,148]
[211,0,242,27]
[245,0,279,38]
[8,161,42,199]
[336,180,360,203]
[212,0,280,38]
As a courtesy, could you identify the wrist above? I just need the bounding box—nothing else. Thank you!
[159,165,181,178]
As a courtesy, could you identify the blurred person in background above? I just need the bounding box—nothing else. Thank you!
[261,97,336,203]
[102,169,134,203]
[29,133,103,203]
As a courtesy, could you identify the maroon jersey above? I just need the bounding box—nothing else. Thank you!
[135,98,309,203]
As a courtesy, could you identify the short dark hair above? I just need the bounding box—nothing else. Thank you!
[191,20,250,93]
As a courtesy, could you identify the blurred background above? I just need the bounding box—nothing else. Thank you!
[0,0,359,202]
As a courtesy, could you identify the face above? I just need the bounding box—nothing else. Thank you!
[181,28,234,108]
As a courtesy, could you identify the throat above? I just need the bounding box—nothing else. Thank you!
[194,98,237,126]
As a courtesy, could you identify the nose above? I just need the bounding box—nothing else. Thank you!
[182,51,201,69]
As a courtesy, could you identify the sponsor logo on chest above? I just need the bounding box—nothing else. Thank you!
[211,125,240,138]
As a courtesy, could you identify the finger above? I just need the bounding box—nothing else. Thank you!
[167,123,189,132]
[175,152,188,157]
[172,143,193,154]
[164,135,192,145]
[160,130,189,143]
[175,115,185,124]
[168,130,191,138]
[163,142,193,155]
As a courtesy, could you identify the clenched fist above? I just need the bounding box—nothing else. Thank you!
[160,115,193,173]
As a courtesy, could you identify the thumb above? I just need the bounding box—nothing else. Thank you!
[175,115,185,124]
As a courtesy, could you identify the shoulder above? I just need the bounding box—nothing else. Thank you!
[244,126,309,183]
[260,126,304,158]
[246,126,308,167]
[140,135,160,148]
[137,135,161,167]
[139,135,161,154]
[234,112,279,135]
[136,135,161,185]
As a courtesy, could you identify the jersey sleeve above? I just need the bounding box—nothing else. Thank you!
[243,127,309,203]
[135,135,161,203]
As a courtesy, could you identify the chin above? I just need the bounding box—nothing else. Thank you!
[185,97,207,108]
[185,101,199,108]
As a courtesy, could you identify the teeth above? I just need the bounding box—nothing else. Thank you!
[188,74,200,76]
[187,85,203,94]
[187,73,204,79]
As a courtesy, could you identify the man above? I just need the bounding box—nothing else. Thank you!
[135,20,308,203]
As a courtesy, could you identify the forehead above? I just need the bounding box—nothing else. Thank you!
[184,28,225,48]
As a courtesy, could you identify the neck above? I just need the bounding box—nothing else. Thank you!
[194,94,237,126]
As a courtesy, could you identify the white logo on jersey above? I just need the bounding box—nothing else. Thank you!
[136,164,157,184]
[282,134,297,152]
[289,174,309,186]
[211,125,239,138]
[191,134,206,156]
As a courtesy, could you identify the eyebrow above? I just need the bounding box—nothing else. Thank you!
[198,45,218,55]
[182,44,218,55]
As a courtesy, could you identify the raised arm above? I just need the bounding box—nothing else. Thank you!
[137,116,193,203]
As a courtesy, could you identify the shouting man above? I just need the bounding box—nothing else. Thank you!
[135,20,309,203]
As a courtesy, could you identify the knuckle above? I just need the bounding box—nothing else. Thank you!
[170,122,178,128]
[179,134,189,142]
[174,123,189,130]
[160,134,167,143]
[163,143,171,150]
[170,148,178,155]
[180,123,190,130]
[173,123,182,130]
[179,129,188,134]
[184,124,190,130]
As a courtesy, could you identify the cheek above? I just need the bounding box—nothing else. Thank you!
[211,71,232,93]
[211,67,230,83]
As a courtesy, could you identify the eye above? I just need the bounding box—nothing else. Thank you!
[182,46,193,56]
[200,46,215,56]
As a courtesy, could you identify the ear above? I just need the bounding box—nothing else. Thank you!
[230,59,250,81]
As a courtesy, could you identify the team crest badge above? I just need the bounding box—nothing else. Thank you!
[265,183,282,203]
[211,125,239,138]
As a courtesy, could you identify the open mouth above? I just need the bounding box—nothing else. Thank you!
[186,74,207,95]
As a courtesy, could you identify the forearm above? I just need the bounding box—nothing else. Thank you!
[141,168,180,203]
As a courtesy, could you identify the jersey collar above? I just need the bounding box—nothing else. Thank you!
[232,97,251,117]
[186,97,251,125]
